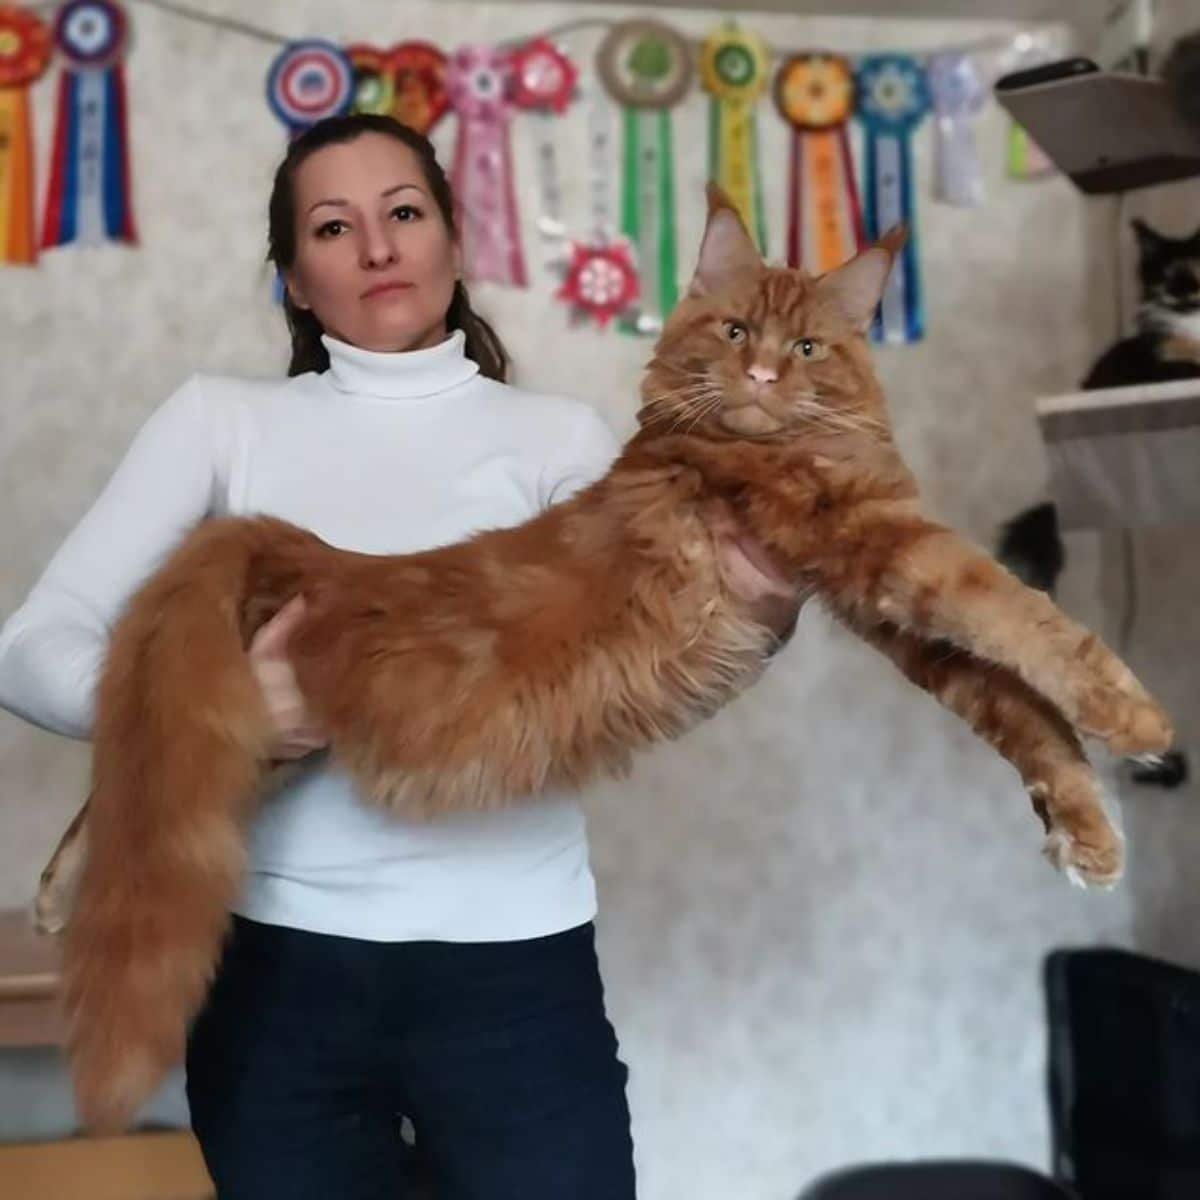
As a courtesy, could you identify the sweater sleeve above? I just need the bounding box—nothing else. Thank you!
[539,403,623,509]
[0,377,217,739]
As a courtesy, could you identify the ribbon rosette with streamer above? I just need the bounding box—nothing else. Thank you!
[774,52,864,276]
[446,45,526,287]
[927,51,986,207]
[597,19,690,334]
[347,41,448,134]
[41,0,136,249]
[509,38,576,243]
[700,24,769,253]
[266,39,354,135]
[265,40,353,303]
[556,238,639,327]
[0,6,51,263]
[855,54,929,344]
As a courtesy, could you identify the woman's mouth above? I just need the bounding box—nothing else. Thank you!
[362,280,415,299]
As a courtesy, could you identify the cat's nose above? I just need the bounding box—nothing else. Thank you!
[746,363,778,384]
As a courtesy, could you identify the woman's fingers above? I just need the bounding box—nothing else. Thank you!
[249,594,307,661]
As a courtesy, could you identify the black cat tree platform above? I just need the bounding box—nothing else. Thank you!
[1037,377,1200,530]
[995,57,1200,195]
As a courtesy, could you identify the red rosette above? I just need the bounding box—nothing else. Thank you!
[509,38,577,114]
[556,239,640,327]
[391,41,449,134]
[0,5,52,88]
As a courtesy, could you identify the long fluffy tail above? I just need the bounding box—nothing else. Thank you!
[62,519,284,1131]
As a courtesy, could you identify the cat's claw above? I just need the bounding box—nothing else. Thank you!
[1042,824,1125,890]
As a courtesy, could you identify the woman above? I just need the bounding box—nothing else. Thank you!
[0,114,800,1198]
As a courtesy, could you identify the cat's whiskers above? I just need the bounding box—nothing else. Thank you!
[683,395,724,434]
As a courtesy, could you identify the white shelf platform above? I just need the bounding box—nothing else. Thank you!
[1037,376,1200,530]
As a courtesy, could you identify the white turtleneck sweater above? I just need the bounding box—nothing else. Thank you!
[0,331,622,942]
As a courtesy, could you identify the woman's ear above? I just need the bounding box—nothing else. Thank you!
[452,240,465,283]
[282,269,311,311]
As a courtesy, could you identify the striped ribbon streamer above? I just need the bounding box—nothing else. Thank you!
[41,1,136,249]
[855,54,930,344]
[0,6,52,263]
[775,52,864,275]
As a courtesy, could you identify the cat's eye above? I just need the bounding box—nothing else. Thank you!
[794,338,829,362]
[723,320,748,344]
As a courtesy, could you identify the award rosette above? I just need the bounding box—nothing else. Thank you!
[510,38,576,115]
[41,0,136,249]
[346,44,395,116]
[266,39,354,134]
[446,45,526,287]
[347,41,448,134]
[927,51,985,207]
[556,237,639,327]
[699,24,769,253]
[774,52,864,275]
[597,19,691,333]
[510,38,577,243]
[0,5,51,263]
[854,54,929,344]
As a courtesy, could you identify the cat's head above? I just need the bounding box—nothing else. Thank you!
[640,184,900,442]
[1133,218,1200,317]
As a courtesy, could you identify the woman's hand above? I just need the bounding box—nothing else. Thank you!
[247,595,329,761]
[705,503,806,651]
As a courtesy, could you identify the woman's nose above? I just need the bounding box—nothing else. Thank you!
[360,225,398,269]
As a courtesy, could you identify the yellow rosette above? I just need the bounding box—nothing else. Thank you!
[699,24,769,252]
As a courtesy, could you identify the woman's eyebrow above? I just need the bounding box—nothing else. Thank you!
[307,183,426,215]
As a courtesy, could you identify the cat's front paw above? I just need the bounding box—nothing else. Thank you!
[1068,645,1174,756]
[1042,824,1124,889]
[1031,777,1124,890]
[1106,696,1174,757]
[1077,686,1174,757]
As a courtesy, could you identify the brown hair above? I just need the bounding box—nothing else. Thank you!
[266,113,509,381]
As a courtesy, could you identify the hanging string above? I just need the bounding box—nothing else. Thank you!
[20,1,1057,70]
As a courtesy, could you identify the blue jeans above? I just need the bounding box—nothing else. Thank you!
[186,916,636,1199]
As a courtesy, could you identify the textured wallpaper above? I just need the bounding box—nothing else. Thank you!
[1,2,1197,1196]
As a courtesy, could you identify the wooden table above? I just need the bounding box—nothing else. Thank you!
[0,909,214,1199]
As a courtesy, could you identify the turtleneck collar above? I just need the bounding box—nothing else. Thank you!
[321,328,480,400]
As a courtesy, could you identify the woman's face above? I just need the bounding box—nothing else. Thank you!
[284,133,462,353]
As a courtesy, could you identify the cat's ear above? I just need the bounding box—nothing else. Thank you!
[688,182,762,296]
[1131,218,1165,259]
[814,227,903,332]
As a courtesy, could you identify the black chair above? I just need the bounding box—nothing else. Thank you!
[1045,947,1200,1200]
[799,1160,1075,1198]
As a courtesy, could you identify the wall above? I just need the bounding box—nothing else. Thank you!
[1,2,1196,1196]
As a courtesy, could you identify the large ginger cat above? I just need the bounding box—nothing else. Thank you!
[59,188,1171,1132]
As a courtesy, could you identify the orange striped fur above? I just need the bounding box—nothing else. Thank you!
[62,188,1171,1131]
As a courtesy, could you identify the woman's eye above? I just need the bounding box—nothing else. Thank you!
[794,338,828,361]
[723,320,748,344]
[315,219,347,239]
[390,204,421,221]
